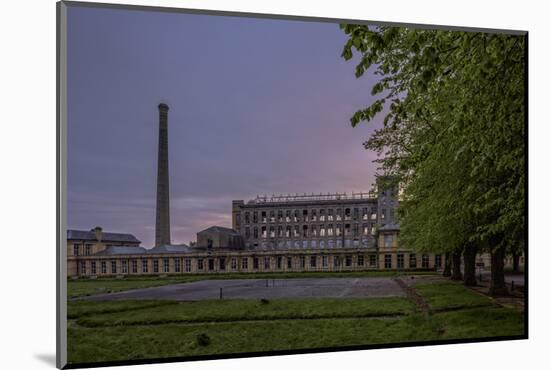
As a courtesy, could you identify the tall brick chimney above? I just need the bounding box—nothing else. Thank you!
[155,103,171,247]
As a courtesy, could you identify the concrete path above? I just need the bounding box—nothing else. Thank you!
[84,277,406,301]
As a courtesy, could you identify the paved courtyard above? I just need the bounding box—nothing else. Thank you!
[84,277,406,301]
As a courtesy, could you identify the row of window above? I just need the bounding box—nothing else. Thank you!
[73,244,93,256]
[249,238,374,249]
[243,223,377,240]
[77,254,441,275]
[237,207,380,226]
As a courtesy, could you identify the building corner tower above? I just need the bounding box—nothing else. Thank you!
[155,103,171,247]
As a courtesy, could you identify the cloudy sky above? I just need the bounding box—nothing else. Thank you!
[67,5,383,247]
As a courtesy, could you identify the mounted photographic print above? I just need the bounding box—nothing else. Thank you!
[56,1,527,368]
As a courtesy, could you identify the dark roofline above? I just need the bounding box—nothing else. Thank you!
[67,229,141,243]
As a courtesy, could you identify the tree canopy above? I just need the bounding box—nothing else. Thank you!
[340,25,525,255]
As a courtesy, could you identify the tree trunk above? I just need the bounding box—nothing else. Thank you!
[463,244,478,286]
[451,251,462,281]
[489,247,508,296]
[442,252,451,277]
[512,252,520,273]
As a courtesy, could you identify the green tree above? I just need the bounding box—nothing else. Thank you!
[340,25,525,295]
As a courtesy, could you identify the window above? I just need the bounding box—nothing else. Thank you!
[310,255,316,268]
[384,234,393,248]
[101,261,107,274]
[269,226,275,238]
[253,257,259,270]
[303,225,308,237]
[358,255,364,266]
[235,212,241,226]
[269,210,275,222]
[311,209,317,221]
[245,212,250,224]
[231,257,237,270]
[278,210,284,222]
[261,211,267,223]
[241,257,248,270]
[369,254,377,267]
[334,256,341,267]
[320,225,325,237]
[153,260,159,273]
[197,258,204,270]
[121,260,128,274]
[322,255,328,268]
[207,239,213,248]
[80,261,86,275]
[73,244,79,256]
[353,223,359,237]
[219,258,226,271]
[363,208,369,220]
[327,224,334,236]
[320,209,326,221]
[353,208,359,220]
[409,254,417,269]
[328,209,334,221]
[163,258,170,273]
[261,226,267,238]
[111,261,117,274]
[422,255,430,269]
[277,256,283,269]
[345,255,352,267]
[287,256,292,269]
[264,257,270,270]
[363,224,369,235]
[142,259,148,273]
[300,256,306,269]
[336,208,342,221]
[286,210,291,222]
[435,254,442,268]
[253,211,258,223]
[294,225,300,238]
[174,258,181,273]
[208,258,215,271]
[85,244,92,256]
[245,227,250,239]
[131,259,138,273]
[278,226,284,237]
[397,254,404,269]
[336,224,342,237]
[384,254,392,269]
[253,227,258,239]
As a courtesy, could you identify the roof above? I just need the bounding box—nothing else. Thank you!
[94,246,147,256]
[198,226,240,235]
[147,244,193,254]
[67,229,141,244]
[379,224,400,232]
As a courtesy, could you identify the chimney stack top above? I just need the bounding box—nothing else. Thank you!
[158,103,169,111]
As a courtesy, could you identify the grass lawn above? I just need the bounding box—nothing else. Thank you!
[414,282,496,311]
[67,284,524,365]
[68,270,437,298]
[73,297,415,327]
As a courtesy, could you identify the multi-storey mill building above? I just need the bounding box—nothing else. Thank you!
[66,104,445,278]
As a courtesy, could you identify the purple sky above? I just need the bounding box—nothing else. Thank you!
[67,5,383,247]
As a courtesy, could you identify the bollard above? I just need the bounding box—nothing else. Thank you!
[219,287,223,299]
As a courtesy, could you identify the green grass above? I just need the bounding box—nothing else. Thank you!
[73,297,415,327]
[431,307,524,340]
[66,280,525,365]
[68,315,437,364]
[68,270,437,298]
[414,282,495,311]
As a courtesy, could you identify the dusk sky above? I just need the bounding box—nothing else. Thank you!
[67,5,384,247]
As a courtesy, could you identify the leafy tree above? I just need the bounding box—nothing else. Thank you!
[340,25,525,295]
